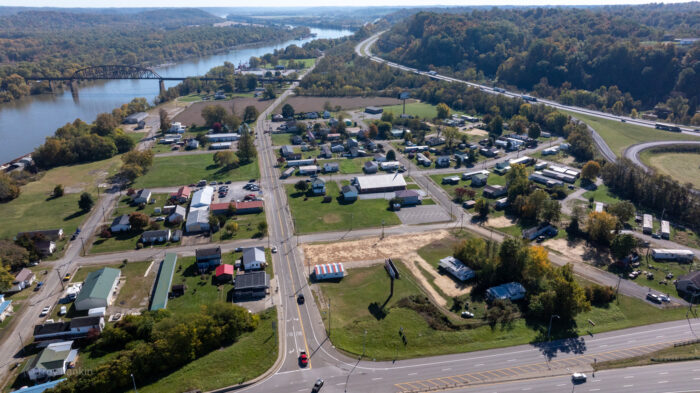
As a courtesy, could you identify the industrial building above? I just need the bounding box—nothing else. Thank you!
[74,268,120,311]
[354,174,407,193]
[191,186,213,208]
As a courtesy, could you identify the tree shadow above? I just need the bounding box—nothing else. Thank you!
[527,318,587,361]
[63,209,89,221]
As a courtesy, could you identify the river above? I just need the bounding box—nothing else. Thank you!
[0,27,351,163]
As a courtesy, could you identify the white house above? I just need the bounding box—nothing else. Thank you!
[131,189,152,205]
[26,341,77,381]
[141,229,171,243]
[298,165,319,175]
[110,214,131,233]
[242,247,266,270]
[0,295,13,322]
[186,207,210,233]
[438,256,475,281]
[323,162,339,173]
[10,268,35,292]
[168,205,186,224]
[191,186,213,208]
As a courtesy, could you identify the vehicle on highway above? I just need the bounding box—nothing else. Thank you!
[299,351,308,367]
[646,293,662,304]
[461,311,474,318]
[63,273,71,281]
[35,281,44,291]
[297,294,305,304]
[40,306,51,317]
[493,87,506,93]
[521,94,538,102]
[271,246,277,253]
[312,378,324,392]
[571,372,587,383]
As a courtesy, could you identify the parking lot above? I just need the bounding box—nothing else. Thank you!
[395,205,451,224]
[209,181,261,204]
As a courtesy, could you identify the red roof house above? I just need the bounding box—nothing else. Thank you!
[170,186,191,203]
[215,264,234,283]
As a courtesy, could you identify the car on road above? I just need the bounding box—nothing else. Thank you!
[59,306,67,315]
[234,247,242,252]
[40,306,51,317]
[646,293,662,304]
[297,294,305,304]
[299,351,308,367]
[651,233,661,239]
[271,246,277,253]
[659,294,670,302]
[249,179,257,183]
[63,273,71,281]
[225,180,232,184]
[461,311,474,318]
[312,378,324,392]
[571,372,587,383]
[35,281,44,291]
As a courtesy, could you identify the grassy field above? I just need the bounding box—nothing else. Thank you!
[286,181,400,234]
[315,262,690,360]
[138,308,278,393]
[211,212,267,242]
[167,255,235,315]
[271,133,293,146]
[559,109,700,157]
[324,157,374,174]
[132,154,260,188]
[582,183,624,205]
[594,342,700,371]
[381,102,466,120]
[639,151,700,188]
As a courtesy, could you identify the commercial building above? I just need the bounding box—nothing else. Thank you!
[438,256,475,282]
[191,186,213,208]
[354,174,407,193]
[486,282,526,302]
[313,263,346,280]
[186,207,210,233]
[150,253,177,311]
[651,249,695,263]
[242,247,266,270]
[74,267,120,311]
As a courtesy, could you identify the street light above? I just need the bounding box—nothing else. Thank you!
[548,314,560,341]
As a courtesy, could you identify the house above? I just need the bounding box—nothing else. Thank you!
[131,189,152,205]
[124,112,148,124]
[205,133,240,142]
[327,133,341,141]
[463,200,476,209]
[643,214,653,235]
[486,282,526,302]
[185,139,199,150]
[495,197,508,209]
[298,165,319,175]
[542,146,559,155]
[242,247,266,270]
[24,341,77,381]
[319,145,332,159]
[479,147,498,157]
[661,220,671,239]
[435,156,451,168]
[651,249,695,263]
[331,144,345,153]
[522,224,558,241]
[170,186,191,203]
[454,152,469,164]
[363,161,378,174]
[280,145,296,158]
[311,178,326,195]
[483,185,506,198]
[426,136,445,146]
[494,161,511,175]
[365,106,383,114]
[675,271,700,296]
[287,159,315,167]
[169,122,186,133]
[74,267,120,311]
[235,200,264,214]
[150,253,177,311]
[281,167,295,179]
[395,190,420,205]
[374,153,387,162]
[185,208,210,233]
[594,202,604,213]
[191,186,214,208]
[323,110,331,119]
[0,295,13,322]
[291,135,303,145]
[10,268,35,292]
[196,247,222,272]
[313,263,345,280]
[234,271,269,298]
[110,214,131,233]
[438,256,475,281]
[442,176,460,185]
[541,169,576,184]
[17,229,64,241]
[172,230,182,242]
[141,229,172,243]
[306,130,316,142]
[35,240,56,256]
[323,162,339,173]
[272,114,284,122]
[354,174,407,193]
[471,173,488,186]
[168,205,187,224]
[215,264,234,283]
[342,185,358,201]
[462,170,489,181]
[509,156,533,166]
[529,172,562,188]
[33,316,105,341]
[416,153,431,167]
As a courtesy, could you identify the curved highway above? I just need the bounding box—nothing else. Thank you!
[625,140,700,173]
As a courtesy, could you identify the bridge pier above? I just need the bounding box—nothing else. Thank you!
[159,79,165,97]
[69,80,79,103]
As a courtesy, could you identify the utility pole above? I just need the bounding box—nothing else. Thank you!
[328,297,331,338]
[131,374,138,393]
[381,220,385,239]
[56,270,65,291]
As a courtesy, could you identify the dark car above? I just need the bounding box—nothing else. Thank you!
[312,378,324,392]
[35,281,44,291]
[299,351,308,367]
[249,179,257,183]
[297,294,305,304]
[646,293,662,304]
[234,247,243,252]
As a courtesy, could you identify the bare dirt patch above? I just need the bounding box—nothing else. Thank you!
[462,128,489,137]
[486,216,518,228]
[173,98,274,127]
[544,238,614,266]
[274,96,402,114]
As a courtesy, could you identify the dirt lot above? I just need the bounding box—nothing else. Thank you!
[273,96,402,114]
[486,216,518,228]
[301,230,471,306]
[173,98,274,127]
[544,238,614,266]
[462,128,489,137]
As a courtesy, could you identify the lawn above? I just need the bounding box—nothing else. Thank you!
[138,308,278,393]
[167,255,235,315]
[582,183,624,205]
[639,150,700,189]
[381,102,464,120]
[429,172,507,201]
[286,181,400,234]
[324,157,374,174]
[132,154,260,188]
[211,212,267,242]
[271,133,293,146]
[559,109,700,157]
[315,262,689,360]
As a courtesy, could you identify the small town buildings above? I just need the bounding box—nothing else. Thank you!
[522,224,558,241]
[319,145,332,159]
[168,205,187,224]
[380,161,401,171]
[529,172,562,188]
[186,139,200,150]
[195,247,222,272]
[209,142,232,150]
[494,161,511,175]
[435,156,451,168]
[651,249,695,263]
[280,145,296,158]
[404,145,429,153]
[363,161,378,174]
[495,197,509,209]
[541,169,576,184]
[132,189,152,205]
[479,147,499,157]
[643,214,653,235]
[331,144,345,153]
[395,190,420,205]
[17,229,64,242]
[542,146,559,155]
[35,240,56,256]
[374,153,387,162]
[234,271,269,298]
[33,316,105,341]
[342,185,358,201]
[205,133,239,142]
[191,186,214,208]
[170,186,191,203]
[110,214,131,233]
[675,271,700,296]
[354,174,407,193]
[298,165,320,175]
[281,167,296,179]
[462,200,476,209]
[141,229,172,243]
[10,268,35,292]
[235,200,264,214]
[215,264,234,283]
[661,220,671,239]
[25,341,77,381]
[313,263,345,280]
[462,170,490,181]
[323,162,339,173]
[291,135,303,145]
[442,176,460,185]
[416,153,432,167]
[486,282,526,302]
[150,253,177,311]
[438,256,475,281]
[483,185,507,198]
[509,156,534,166]
[169,122,186,133]
[242,247,266,270]
[365,106,383,114]
[124,112,148,124]
[471,173,488,186]
[74,267,120,311]
[311,178,326,195]
[426,136,445,146]
[186,208,210,233]
[0,294,13,322]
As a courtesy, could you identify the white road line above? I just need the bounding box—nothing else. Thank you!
[556,384,566,387]
[623,385,634,388]
[408,372,418,376]
[475,363,484,367]
[372,378,383,381]
[659,372,669,375]
[442,368,451,371]
[589,389,600,391]
[624,376,634,379]
[336,382,345,385]
[693,377,700,381]
[507,359,516,362]
[658,380,669,384]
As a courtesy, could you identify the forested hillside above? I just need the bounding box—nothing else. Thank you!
[376,4,700,124]
[0,9,308,103]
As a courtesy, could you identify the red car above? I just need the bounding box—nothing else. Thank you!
[299,351,308,367]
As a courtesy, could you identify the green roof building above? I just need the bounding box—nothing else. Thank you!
[150,253,178,311]
[74,267,120,311]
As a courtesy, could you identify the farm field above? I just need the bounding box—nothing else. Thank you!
[173,98,273,126]
[273,96,402,114]
[132,153,259,188]
[639,150,700,189]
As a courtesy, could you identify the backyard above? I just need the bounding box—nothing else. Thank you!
[132,153,259,188]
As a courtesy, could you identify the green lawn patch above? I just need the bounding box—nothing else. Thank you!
[167,256,235,315]
[132,154,260,188]
[559,109,700,157]
[271,133,293,146]
[639,150,700,189]
[286,181,400,234]
[429,172,507,201]
[211,212,267,243]
[582,183,623,205]
[326,157,374,174]
[381,102,459,120]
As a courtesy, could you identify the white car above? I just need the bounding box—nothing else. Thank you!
[659,294,670,302]
[461,311,474,318]
[571,372,587,382]
[59,306,67,315]
[40,306,51,317]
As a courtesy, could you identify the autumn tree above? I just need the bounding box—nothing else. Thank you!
[454,187,468,202]
[0,173,21,202]
[129,212,150,231]
[586,211,618,245]
[0,263,14,292]
[201,105,228,127]
[436,102,450,119]
[581,161,601,182]
[213,151,237,169]
[159,109,171,133]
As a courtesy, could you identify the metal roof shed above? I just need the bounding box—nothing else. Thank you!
[150,253,178,311]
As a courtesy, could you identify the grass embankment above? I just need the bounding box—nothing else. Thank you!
[286,181,400,234]
[316,262,689,361]
[594,342,700,371]
[132,154,260,188]
[559,109,700,157]
[639,150,700,189]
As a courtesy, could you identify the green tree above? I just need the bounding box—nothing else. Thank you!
[114,133,135,153]
[386,150,396,161]
[294,180,309,193]
[263,85,276,99]
[0,263,14,292]
[53,184,64,198]
[436,102,450,119]
[586,211,618,245]
[0,173,21,202]
[607,201,635,223]
[454,237,489,270]
[282,103,295,118]
[201,105,228,128]
[258,221,268,235]
[243,105,259,123]
[377,121,392,139]
[527,122,541,139]
[92,113,119,136]
[213,151,237,168]
[78,192,94,211]
[487,115,503,137]
[610,233,638,260]
[443,126,459,149]
[475,198,490,218]
[159,109,171,133]
[237,129,256,164]
[539,199,561,224]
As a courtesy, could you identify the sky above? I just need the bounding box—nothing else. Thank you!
[2,0,697,7]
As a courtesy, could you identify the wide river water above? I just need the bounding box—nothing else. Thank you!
[0,27,351,163]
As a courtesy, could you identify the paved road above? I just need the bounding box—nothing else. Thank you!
[624,140,700,173]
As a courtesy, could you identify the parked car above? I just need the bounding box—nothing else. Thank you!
[571,372,587,383]
[461,311,474,318]
[659,294,670,302]
[35,281,44,291]
[63,273,71,281]
[40,306,51,317]
[234,247,243,252]
[59,306,67,315]
[646,293,662,304]
[651,233,661,239]
[312,378,324,392]
[225,180,232,184]
[155,217,165,222]
[272,246,277,253]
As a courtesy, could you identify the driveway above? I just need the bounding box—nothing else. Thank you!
[395,205,451,224]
